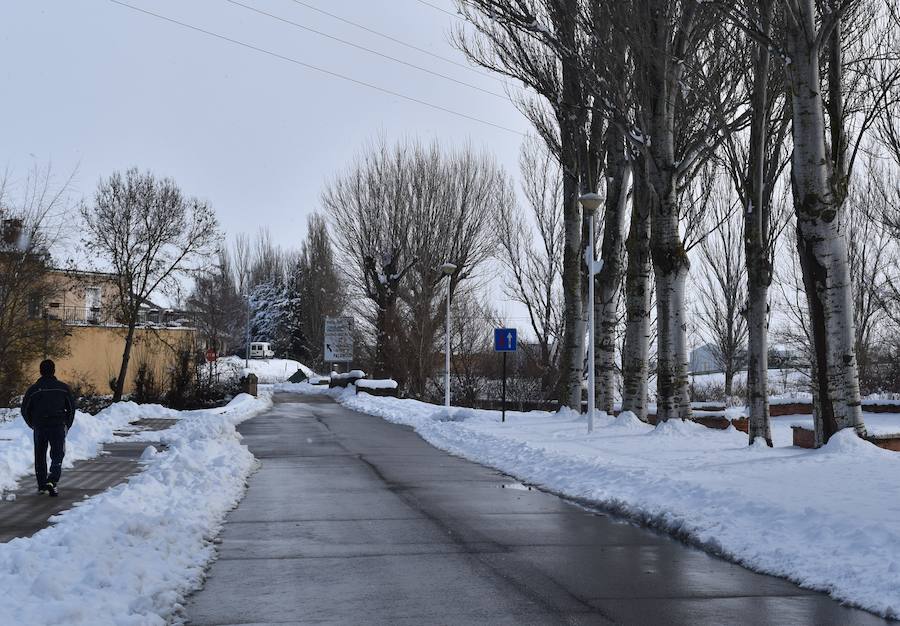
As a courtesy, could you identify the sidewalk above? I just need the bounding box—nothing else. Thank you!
[0,418,176,543]
[184,394,889,625]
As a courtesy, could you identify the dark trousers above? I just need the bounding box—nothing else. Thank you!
[34,424,67,488]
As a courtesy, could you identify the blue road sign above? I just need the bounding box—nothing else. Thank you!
[494,328,517,352]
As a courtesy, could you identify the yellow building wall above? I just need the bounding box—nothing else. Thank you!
[27,325,199,396]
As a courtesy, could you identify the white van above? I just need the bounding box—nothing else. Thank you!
[249,342,275,359]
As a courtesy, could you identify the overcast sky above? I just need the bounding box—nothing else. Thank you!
[0,0,530,252]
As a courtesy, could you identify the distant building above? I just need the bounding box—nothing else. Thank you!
[28,268,198,395]
[689,344,720,375]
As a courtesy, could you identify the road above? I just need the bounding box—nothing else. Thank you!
[184,393,889,625]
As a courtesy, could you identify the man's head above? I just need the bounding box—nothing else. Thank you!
[39,359,55,378]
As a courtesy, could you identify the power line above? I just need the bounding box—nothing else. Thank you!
[414,0,465,21]
[286,0,497,80]
[226,0,507,100]
[108,1,525,137]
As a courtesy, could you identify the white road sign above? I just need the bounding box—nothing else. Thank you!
[324,316,354,362]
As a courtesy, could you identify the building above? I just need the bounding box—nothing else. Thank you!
[28,269,199,396]
[689,344,721,375]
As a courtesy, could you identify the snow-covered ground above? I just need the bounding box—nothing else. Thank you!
[0,390,272,625]
[278,382,900,619]
[689,368,810,395]
[216,356,315,384]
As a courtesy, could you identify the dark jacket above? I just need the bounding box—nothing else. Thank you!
[21,376,76,430]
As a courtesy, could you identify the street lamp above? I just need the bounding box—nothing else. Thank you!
[244,293,251,370]
[440,262,457,409]
[579,192,603,433]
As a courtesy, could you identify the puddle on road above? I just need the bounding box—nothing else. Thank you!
[500,482,534,491]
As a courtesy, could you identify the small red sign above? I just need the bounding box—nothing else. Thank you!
[205,348,217,363]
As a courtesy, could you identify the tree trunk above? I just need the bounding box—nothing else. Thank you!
[558,130,585,411]
[745,0,774,446]
[595,133,631,413]
[786,2,865,445]
[621,168,652,421]
[113,319,138,402]
[650,181,692,422]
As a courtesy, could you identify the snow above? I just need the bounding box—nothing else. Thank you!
[216,356,315,383]
[277,382,900,619]
[332,369,366,380]
[0,391,272,625]
[688,368,809,395]
[778,413,900,438]
[0,402,179,494]
[355,379,398,390]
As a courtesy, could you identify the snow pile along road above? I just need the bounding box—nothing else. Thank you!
[0,401,179,494]
[217,356,315,383]
[277,382,900,619]
[0,391,272,625]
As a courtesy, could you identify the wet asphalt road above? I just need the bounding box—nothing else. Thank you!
[184,393,890,625]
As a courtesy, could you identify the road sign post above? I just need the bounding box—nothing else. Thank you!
[324,317,354,370]
[494,328,517,423]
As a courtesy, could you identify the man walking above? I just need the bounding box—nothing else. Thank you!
[21,359,76,497]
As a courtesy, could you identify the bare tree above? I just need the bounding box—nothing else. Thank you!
[81,168,220,402]
[714,0,900,443]
[455,0,607,410]
[711,0,791,445]
[0,165,73,403]
[844,167,894,393]
[496,137,564,394]
[692,179,748,398]
[187,248,243,356]
[622,1,749,422]
[325,138,502,391]
[296,212,345,370]
[400,143,501,397]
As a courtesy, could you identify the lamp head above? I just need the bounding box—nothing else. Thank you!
[440,262,457,276]
[579,192,603,212]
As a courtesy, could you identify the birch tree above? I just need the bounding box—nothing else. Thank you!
[620,164,653,420]
[712,0,791,445]
[81,168,219,402]
[624,1,747,421]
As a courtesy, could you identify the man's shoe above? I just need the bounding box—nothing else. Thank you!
[37,486,48,495]
[46,483,58,497]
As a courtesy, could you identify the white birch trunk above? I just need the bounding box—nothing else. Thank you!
[745,0,774,446]
[621,170,652,421]
[595,136,631,413]
[786,1,865,444]
[560,159,585,410]
[650,183,692,423]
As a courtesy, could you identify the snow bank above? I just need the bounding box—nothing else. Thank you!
[0,402,179,494]
[217,356,315,383]
[0,390,272,625]
[279,382,900,619]
[355,379,398,390]
[331,370,366,381]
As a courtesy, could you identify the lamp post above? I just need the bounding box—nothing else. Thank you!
[440,262,457,409]
[579,193,603,433]
[244,293,251,370]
